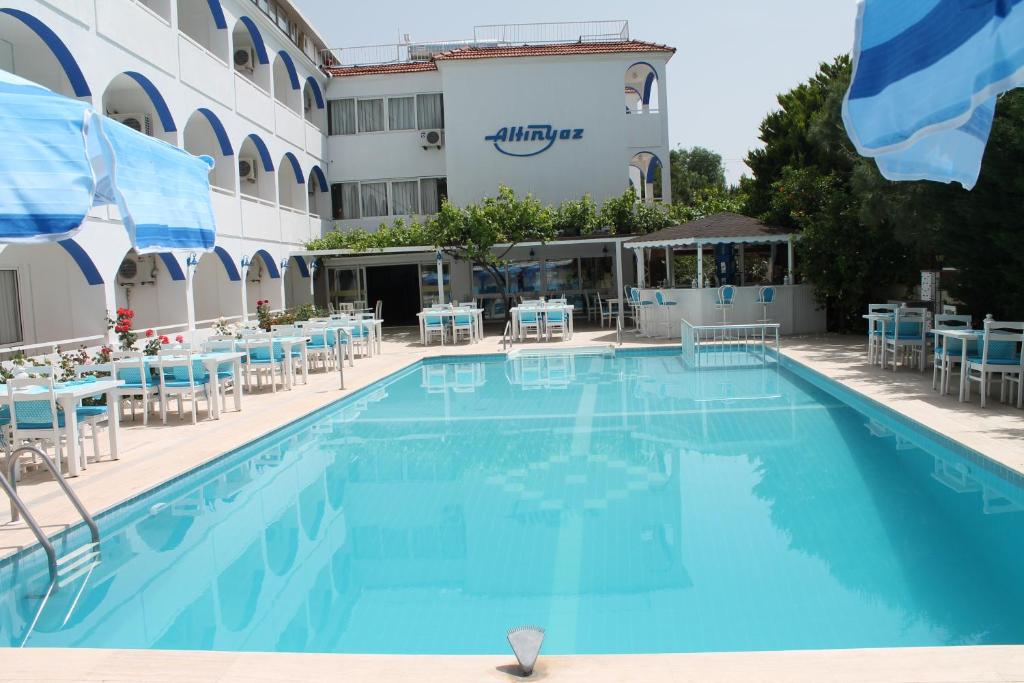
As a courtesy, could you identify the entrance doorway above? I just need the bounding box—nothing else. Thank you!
[365,264,420,325]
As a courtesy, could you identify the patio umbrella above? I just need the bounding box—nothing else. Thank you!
[842,0,1024,190]
[0,69,216,252]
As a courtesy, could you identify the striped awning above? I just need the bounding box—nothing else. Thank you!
[0,69,216,252]
[843,0,1024,190]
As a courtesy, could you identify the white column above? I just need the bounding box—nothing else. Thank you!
[103,281,118,345]
[787,238,795,283]
[636,248,646,289]
[279,261,288,310]
[185,271,196,334]
[664,247,673,287]
[696,243,704,288]
[614,241,624,328]
[435,251,445,305]
[240,257,249,321]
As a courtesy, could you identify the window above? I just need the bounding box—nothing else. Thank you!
[391,180,419,215]
[357,98,384,133]
[0,270,23,345]
[327,99,355,135]
[416,93,444,129]
[330,182,360,220]
[388,96,416,130]
[419,177,447,215]
[360,182,388,217]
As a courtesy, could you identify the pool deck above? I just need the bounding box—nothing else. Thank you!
[2,327,1023,681]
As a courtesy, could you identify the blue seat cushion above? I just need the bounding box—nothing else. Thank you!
[16,411,88,430]
[76,405,108,418]
[162,378,209,388]
[0,406,9,426]
[967,355,1022,366]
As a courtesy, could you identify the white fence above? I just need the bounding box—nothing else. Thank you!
[680,320,781,368]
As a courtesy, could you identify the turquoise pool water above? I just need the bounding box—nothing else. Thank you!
[1,348,1022,654]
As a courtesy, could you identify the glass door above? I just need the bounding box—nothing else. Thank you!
[327,266,365,310]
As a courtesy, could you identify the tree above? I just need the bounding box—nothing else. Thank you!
[598,187,672,235]
[670,146,727,204]
[552,194,599,236]
[425,185,556,323]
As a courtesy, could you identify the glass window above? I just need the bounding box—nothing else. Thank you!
[388,96,416,130]
[0,270,22,344]
[360,182,388,217]
[391,180,419,215]
[327,99,355,135]
[357,99,384,133]
[330,182,360,220]
[419,177,447,214]
[544,259,579,294]
[507,261,541,294]
[580,256,614,293]
[420,263,450,307]
[416,93,444,129]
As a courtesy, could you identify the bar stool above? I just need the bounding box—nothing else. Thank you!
[756,286,775,323]
[715,285,736,323]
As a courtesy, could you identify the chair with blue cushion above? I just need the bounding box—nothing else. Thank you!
[963,318,1024,408]
[452,309,475,344]
[931,314,973,394]
[882,306,928,371]
[653,290,678,338]
[3,376,91,473]
[111,356,160,425]
[545,307,568,341]
[714,285,736,323]
[866,303,899,366]
[517,307,542,342]
[157,350,212,424]
[628,287,654,332]
[756,286,776,323]
[423,311,447,345]
[243,335,285,393]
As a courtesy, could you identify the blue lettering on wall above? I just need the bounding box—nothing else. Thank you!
[484,124,585,157]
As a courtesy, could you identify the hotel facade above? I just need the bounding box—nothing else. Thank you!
[0,2,673,346]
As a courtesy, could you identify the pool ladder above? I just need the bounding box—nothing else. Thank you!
[1,446,101,587]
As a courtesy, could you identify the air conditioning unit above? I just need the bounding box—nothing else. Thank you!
[234,47,256,73]
[238,157,258,183]
[420,129,443,150]
[117,255,156,286]
[113,113,153,137]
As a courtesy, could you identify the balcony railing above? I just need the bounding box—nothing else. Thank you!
[323,20,629,67]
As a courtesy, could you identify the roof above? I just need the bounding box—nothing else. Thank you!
[625,213,795,248]
[433,40,675,61]
[326,40,674,77]
[325,62,439,77]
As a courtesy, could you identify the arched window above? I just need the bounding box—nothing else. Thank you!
[629,151,663,204]
[302,77,325,127]
[238,133,275,202]
[177,0,228,62]
[625,62,659,114]
[306,166,328,218]
[102,71,178,144]
[183,108,233,191]
[0,8,91,99]
[232,17,270,92]
[272,50,301,112]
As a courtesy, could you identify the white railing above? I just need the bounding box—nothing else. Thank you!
[680,320,780,368]
[1,335,106,361]
[474,20,629,45]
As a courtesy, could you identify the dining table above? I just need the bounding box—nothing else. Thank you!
[416,308,485,345]
[323,317,383,355]
[509,304,575,341]
[0,377,122,477]
[153,351,247,418]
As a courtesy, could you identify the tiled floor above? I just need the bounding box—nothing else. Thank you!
[3,327,1023,681]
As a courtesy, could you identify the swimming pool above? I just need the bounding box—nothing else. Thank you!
[1,348,1022,654]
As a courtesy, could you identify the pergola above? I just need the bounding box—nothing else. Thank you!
[625,212,797,287]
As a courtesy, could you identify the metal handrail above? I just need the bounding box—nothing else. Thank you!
[616,315,623,346]
[6,446,100,580]
[501,320,513,351]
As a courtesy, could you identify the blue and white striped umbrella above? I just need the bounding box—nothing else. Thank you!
[843,0,1024,190]
[0,69,216,252]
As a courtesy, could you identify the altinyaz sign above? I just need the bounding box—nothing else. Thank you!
[484,124,584,157]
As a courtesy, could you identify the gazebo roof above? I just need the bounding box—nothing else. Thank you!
[625,212,795,249]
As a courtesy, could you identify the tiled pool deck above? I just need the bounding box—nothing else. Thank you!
[2,328,1023,681]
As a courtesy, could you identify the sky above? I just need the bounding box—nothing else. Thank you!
[293,0,859,185]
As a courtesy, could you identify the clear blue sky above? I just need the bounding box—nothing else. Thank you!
[294,0,858,185]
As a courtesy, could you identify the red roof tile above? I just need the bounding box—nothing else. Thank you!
[326,62,438,77]
[434,40,675,61]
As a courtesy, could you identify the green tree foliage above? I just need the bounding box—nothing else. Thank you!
[552,194,600,236]
[597,187,673,235]
[429,185,557,321]
[670,146,727,204]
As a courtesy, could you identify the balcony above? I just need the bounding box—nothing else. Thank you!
[308,214,329,241]
[178,34,231,107]
[626,112,664,150]
[280,207,310,243]
[240,194,280,242]
[275,102,305,148]
[304,121,325,160]
[211,187,240,238]
[234,73,274,133]
[96,0,175,74]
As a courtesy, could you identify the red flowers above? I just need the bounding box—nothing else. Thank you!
[175,334,184,343]
[159,335,170,344]
[256,299,269,307]
[145,329,154,337]
[116,307,135,319]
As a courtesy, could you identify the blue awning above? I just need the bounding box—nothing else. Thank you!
[0,69,216,252]
[843,0,1024,190]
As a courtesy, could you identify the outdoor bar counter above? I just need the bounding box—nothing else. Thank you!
[637,284,826,338]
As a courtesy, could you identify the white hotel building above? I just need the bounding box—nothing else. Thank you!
[0,2,673,345]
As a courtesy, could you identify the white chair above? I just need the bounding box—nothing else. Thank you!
[596,292,614,328]
[3,377,90,473]
[200,339,240,414]
[517,307,542,341]
[375,299,383,321]
[866,303,899,366]
[714,285,736,323]
[653,290,677,338]
[304,322,336,371]
[931,314,972,394]
[111,355,161,425]
[882,307,928,371]
[545,307,568,341]
[423,311,447,345]
[242,335,285,393]
[156,350,213,424]
[756,286,776,323]
[451,308,475,344]
[963,318,1024,408]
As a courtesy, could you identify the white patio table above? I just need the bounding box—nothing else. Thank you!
[509,304,575,341]
[143,351,246,419]
[234,337,309,390]
[416,309,484,345]
[0,377,122,477]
